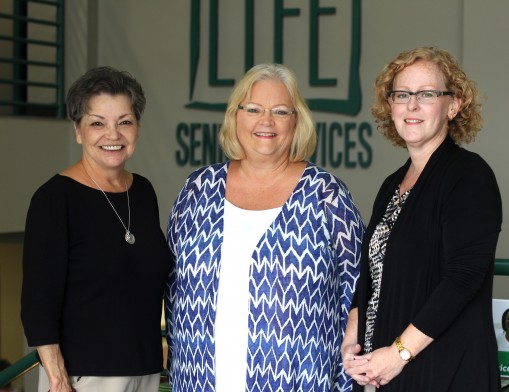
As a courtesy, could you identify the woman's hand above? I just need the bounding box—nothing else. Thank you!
[341,308,374,386]
[342,344,405,388]
[361,344,406,388]
[360,325,433,387]
[37,345,75,392]
[342,343,373,386]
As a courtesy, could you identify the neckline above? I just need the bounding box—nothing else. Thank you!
[396,184,412,203]
[224,160,311,211]
[224,199,282,213]
[57,173,135,194]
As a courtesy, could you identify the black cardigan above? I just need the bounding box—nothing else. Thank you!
[352,137,502,391]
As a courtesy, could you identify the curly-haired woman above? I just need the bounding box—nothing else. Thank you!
[341,47,502,391]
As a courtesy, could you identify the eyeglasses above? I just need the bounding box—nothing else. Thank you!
[237,103,296,119]
[387,90,453,104]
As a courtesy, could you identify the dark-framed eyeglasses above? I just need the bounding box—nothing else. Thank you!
[237,103,296,119]
[387,90,453,104]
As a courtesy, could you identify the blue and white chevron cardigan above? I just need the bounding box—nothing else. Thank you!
[166,162,364,391]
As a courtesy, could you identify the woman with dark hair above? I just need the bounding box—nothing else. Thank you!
[21,67,170,392]
[341,47,502,391]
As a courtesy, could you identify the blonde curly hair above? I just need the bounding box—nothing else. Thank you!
[371,47,482,147]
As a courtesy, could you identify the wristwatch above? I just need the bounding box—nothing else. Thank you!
[395,336,414,361]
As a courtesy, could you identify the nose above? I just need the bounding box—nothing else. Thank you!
[106,123,121,139]
[406,94,419,110]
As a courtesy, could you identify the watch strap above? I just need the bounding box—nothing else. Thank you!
[395,336,414,361]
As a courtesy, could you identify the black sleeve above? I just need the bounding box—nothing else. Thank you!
[21,179,70,346]
[412,158,502,338]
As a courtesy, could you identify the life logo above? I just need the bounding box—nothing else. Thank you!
[175,0,372,168]
[185,0,362,115]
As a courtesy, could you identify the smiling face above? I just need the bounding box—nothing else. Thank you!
[390,60,461,150]
[76,93,138,172]
[236,79,296,163]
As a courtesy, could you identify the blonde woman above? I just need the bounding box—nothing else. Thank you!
[166,63,364,391]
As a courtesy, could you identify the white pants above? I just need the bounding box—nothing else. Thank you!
[38,366,160,392]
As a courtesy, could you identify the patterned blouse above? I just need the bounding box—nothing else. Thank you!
[364,185,411,353]
[166,162,364,392]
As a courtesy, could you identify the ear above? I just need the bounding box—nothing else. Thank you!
[449,96,462,120]
[74,122,82,144]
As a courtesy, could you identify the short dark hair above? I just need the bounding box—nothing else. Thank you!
[66,66,146,125]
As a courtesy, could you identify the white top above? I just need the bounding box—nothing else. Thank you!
[214,200,282,391]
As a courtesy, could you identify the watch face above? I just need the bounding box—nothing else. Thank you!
[400,349,412,361]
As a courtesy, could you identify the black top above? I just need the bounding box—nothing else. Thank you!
[21,174,171,376]
[352,137,503,391]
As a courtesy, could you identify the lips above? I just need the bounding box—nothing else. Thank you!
[404,119,423,124]
[254,132,276,137]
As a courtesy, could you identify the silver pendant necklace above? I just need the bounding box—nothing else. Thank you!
[84,166,135,245]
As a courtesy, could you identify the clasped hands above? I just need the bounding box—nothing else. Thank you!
[342,343,406,388]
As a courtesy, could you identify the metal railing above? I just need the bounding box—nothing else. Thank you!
[0,349,172,391]
[1,259,508,389]
[495,258,509,275]
[0,330,172,390]
[0,351,38,388]
[0,0,65,117]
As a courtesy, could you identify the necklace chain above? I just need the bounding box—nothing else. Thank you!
[83,165,135,244]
